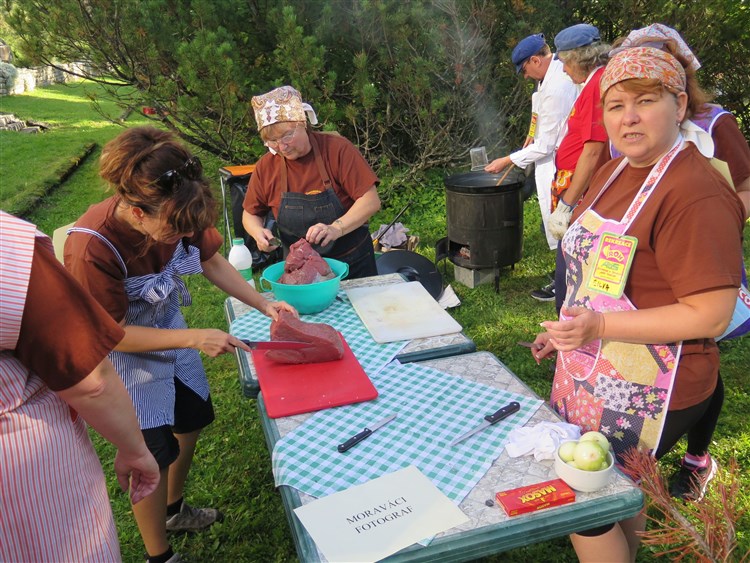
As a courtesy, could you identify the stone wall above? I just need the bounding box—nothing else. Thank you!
[0,62,95,95]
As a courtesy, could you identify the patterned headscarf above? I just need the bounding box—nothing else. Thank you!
[251,86,319,130]
[615,24,701,72]
[600,46,686,97]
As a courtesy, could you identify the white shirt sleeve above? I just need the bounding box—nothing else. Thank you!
[510,60,578,168]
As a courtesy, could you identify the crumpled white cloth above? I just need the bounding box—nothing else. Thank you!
[681,119,715,158]
[505,421,581,461]
[371,222,409,248]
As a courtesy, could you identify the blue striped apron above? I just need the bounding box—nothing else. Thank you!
[68,228,208,429]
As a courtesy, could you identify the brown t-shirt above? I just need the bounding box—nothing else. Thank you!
[64,197,222,322]
[16,238,125,391]
[576,143,745,410]
[243,131,379,219]
[712,113,750,191]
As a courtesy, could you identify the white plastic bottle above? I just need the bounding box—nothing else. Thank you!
[228,238,255,288]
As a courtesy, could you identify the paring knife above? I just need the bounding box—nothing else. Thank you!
[450,401,521,447]
[240,339,309,350]
[337,414,397,453]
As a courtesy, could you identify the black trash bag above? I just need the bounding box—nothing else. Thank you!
[228,173,283,270]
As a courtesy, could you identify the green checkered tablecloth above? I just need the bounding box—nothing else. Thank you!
[272,360,543,502]
[229,293,407,376]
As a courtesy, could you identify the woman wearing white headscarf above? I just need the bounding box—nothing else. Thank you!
[242,86,381,279]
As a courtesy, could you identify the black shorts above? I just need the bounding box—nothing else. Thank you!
[172,377,215,434]
[142,426,180,469]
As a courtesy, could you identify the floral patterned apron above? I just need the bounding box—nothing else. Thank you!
[552,138,684,464]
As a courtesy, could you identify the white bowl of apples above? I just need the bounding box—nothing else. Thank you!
[554,431,615,493]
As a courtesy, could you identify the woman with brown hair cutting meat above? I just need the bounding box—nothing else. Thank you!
[242,86,381,279]
[64,126,295,563]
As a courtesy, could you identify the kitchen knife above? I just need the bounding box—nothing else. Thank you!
[337,414,397,453]
[449,401,521,447]
[241,339,310,350]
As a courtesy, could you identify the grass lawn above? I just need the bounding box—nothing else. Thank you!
[3,82,749,562]
[0,82,148,215]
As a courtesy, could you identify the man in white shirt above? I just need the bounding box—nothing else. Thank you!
[486,33,578,301]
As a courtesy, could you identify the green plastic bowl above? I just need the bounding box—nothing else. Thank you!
[259,258,349,314]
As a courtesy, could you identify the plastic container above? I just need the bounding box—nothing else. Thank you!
[228,238,255,287]
[259,258,349,314]
[554,441,614,492]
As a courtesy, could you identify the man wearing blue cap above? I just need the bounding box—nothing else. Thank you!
[486,33,577,300]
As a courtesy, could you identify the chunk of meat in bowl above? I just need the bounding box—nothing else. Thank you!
[278,239,334,285]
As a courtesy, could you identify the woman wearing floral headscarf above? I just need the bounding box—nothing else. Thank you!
[612,24,750,503]
[613,23,750,218]
[532,47,744,562]
[242,86,381,279]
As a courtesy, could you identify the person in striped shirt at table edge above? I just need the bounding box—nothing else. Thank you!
[0,210,160,562]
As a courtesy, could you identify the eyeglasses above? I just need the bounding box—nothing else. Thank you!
[264,124,302,149]
[154,156,203,191]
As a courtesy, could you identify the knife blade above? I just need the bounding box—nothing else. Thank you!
[241,339,309,350]
[337,414,397,453]
[450,401,521,447]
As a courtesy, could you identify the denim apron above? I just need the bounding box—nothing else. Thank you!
[68,227,207,429]
[552,138,685,465]
[276,133,376,279]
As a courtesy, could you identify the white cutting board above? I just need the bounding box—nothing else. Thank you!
[344,281,462,343]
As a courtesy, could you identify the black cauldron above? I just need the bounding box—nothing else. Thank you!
[442,169,525,269]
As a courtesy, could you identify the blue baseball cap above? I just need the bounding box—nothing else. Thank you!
[512,34,546,73]
[554,24,600,55]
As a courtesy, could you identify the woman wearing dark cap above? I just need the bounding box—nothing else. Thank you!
[242,85,381,279]
[532,24,611,304]
[65,126,295,563]
[533,47,743,561]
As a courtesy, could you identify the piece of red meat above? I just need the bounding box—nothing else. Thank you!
[278,239,334,285]
[265,310,344,364]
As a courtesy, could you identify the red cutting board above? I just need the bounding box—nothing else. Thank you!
[252,333,378,418]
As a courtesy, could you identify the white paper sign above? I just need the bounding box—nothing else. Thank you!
[293,465,468,562]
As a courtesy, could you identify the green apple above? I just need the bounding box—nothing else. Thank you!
[573,441,607,471]
[558,441,577,463]
[579,430,611,452]
[566,460,579,469]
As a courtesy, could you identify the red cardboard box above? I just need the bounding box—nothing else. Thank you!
[496,478,575,516]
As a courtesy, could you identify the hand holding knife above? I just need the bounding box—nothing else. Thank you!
[450,402,520,447]
[337,414,397,453]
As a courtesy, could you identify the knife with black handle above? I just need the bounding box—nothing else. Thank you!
[337,414,397,453]
[450,401,521,446]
